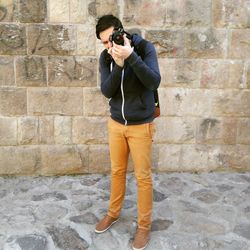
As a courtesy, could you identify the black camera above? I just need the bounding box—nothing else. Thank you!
[109,28,131,46]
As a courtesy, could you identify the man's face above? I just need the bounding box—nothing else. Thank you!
[99,26,114,49]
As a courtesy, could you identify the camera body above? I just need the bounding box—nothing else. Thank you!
[109,28,131,45]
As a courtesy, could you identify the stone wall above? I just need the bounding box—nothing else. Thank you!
[0,0,249,175]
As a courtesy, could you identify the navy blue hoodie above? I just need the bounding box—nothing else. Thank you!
[99,34,161,125]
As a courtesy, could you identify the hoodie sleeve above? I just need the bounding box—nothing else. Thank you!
[99,50,123,98]
[125,41,161,91]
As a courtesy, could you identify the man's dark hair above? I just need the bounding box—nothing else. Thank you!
[96,15,123,39]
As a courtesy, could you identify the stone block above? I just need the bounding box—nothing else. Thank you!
[88,0,119,18]
[0,0,14,22]
[27,25,76,56]
[39,145,88,175]
[208,145,250,171]
[201,60,244,88]
[212,90,250,117]
[0,56,14,86]
[159,88,213,117]
[166,0,211,27]
[18,117,39,145]
[72,117,108,144]
[16,56,47,87]
[49,0,69,22]
[39,116,54,144]
[0,88,27,116]
[77,25,96,56]
[54,116,72,144]
[158,58,201,87]
[155,144,182,172]
[145,30,184,58]
[237,118,250,144]
[70,0,88,23]
[196,118,237,144]
[154,117,196,143]
[0,24,26,55]
[88,144,110,173]
[18,0,47,23]
[0,117,17,146]
[123,0,166,27]
[27,88,83,116]
[48,56,97,87]
[83,88,109,116]
[213,0,250,28]
[229,29,250,59]
[247,63,250,88]
[0,146,41,175]
[184,29,227,58]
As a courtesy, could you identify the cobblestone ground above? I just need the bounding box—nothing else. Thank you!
[0,172,250,250]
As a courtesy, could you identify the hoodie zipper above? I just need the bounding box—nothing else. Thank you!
[120,69,127,125]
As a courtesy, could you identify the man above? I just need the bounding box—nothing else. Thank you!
[95,15,161,250]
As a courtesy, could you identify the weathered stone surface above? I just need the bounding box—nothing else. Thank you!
[6,234,47,250]
[72,117,108,144]
[16,56,47,87]
[234,224,250,240]
[190,189,220,204]
[47,226,89,249]
[237,118,250,144]
[49,0,69,22]
[151,219,173,232]
[123,0,166,26]
[196,118,237,144]
[155,117,195,143]
[83,88,109,116]
[48,56,97,87]
[213,0,250,28]
[0,117,17,146]
[18,117,39,145]
[70,212,98,224]
[88,0,119,18]
[0,24,26,55]
[158,58,201,87]
[184,29,227,58]
[145,30,184,58]
[54,116,72,144]
[0,146,41,175]
[18,0,47,23]
[247,63,250,88]
[70,1,88,23]
[201,60,244,88]
[0,88,27,116]
[166,0,211,27]
[153,189,168,202]
[77,25,96,55]
[0,56,14,86]
[27,88,83,116]
[39,116,54,144]
[39,145,88,175]
[32,192,67,201]
[88,144,110,173]
[229,29,250,59]
[0,0,14,22]
[27,25,76,56]
[212,90,250,117]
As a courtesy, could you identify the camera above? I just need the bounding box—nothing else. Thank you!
[109,28,131,46]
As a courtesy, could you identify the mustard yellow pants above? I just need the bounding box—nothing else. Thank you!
[107,118,155,230]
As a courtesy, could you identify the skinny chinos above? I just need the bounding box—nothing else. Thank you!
[107,118,155,230]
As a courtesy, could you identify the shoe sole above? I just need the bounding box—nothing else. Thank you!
[132,241,149,250]
[95,218,119,234]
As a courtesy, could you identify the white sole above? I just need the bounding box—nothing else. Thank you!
[95,218,119,234]
[132,241,149,250]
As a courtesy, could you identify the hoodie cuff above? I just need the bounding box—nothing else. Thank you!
[126,51,139,66]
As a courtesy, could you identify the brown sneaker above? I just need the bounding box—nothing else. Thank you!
[95,215,119,234]
[132,228,150,250]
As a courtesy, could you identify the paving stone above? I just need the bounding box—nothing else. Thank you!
[47,226,89,249]
[190,189,220,204]
[151,219,173,232]
[153,189,168,202]
[233,224,250,240]
[70,212,98,225]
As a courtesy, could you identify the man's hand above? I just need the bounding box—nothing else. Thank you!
[108,35,133,67]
